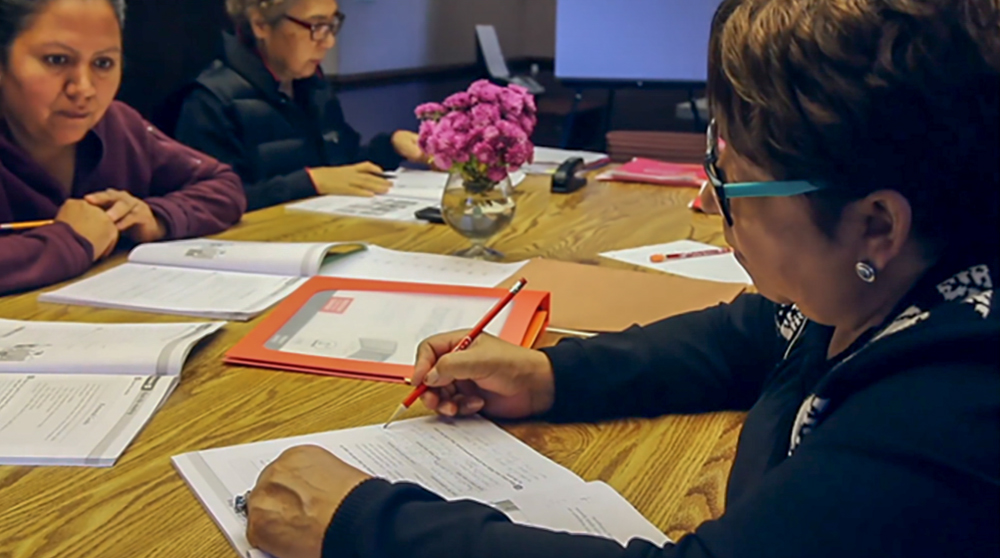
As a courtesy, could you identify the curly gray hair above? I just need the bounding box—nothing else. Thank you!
[0,0,126,63]
[226,0,296,23]
[226,0,299,45]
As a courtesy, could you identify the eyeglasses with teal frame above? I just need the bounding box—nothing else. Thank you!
[704,118,823,226]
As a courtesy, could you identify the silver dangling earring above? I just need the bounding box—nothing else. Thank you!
[855,261,877,283]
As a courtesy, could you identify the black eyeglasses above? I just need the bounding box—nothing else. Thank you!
[283,11,346,41]
[704,118,823,226]
[704,118,732,225]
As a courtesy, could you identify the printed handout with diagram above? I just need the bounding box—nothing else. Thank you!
[0,319,224,466]
[173,416,669,558]
[263,290,512,365]
[319,244,527,288]
[38,239,366,320]
[286,168,526,223]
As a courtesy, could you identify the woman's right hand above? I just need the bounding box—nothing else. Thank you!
[412,331,556,419]
[307,162,392,196]
[55,199,119,261]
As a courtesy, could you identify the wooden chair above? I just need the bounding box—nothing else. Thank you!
[605,130,706,163]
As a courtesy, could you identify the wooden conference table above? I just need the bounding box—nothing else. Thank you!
[0,175,746,557]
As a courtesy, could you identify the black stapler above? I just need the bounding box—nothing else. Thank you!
[551,157,587,194]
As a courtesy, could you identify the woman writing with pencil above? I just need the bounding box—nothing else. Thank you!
[0,0,246,295]
[243,1,998,557]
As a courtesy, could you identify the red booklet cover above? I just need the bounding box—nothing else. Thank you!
[598,157,707,187]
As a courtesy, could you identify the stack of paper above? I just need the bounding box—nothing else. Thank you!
[287,169,526,223]
[0,319,224,467]
[523,146,610,174]
[39,240,365,320]
[601,240,753,285]
[173,416,669,558]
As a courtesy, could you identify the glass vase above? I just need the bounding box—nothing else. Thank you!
[440,171,516,260]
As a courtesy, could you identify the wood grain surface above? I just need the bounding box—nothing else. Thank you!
[0,174,744,557]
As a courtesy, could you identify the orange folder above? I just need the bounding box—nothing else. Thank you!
[225,277,550,383]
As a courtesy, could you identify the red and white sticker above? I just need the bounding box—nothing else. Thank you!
[321,296,354,314]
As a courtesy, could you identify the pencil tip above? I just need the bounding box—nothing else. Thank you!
[383,405,406,429]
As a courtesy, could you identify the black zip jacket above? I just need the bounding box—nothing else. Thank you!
[175,33,402,211]
[321,253,999,558]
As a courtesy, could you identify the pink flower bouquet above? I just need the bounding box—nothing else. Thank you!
[415,79,537,193]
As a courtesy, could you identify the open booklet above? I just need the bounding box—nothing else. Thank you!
[38,240,366,321]
[0,319,224,467]
[39,239,532,321]
[173,416,669,558]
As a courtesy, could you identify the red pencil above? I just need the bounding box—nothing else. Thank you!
[382,278,529,428]
[649,247,732,263]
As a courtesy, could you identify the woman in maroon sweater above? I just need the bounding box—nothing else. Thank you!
[0,0,246,295]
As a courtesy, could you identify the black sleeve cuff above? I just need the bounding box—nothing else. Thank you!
[244,169,317,211]
[283,168,320,200]
[363,133,404,170]
[538,337,607,423]
[323,478,391,558]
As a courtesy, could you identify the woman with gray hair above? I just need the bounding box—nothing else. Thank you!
[0,0,246,295]
[175,0,426,211]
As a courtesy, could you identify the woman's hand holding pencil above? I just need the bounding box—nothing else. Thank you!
[2,208,117,261]
[403,279,556,424]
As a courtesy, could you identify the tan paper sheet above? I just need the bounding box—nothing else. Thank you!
[499,258,745,332]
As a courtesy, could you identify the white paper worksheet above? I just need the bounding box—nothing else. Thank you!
[319,244,527,288]
[38,240,363,320]
[0,373,177,466]
[497,480,670,546]
[287,194,432,222]
[173,416,668,558]
[524,146,609,174]
[269,290,511,365]
[39,264,306,320]
[0,319,224,376]
[286,169,526,223]
[601,240,753,284]
[128,239,354,277]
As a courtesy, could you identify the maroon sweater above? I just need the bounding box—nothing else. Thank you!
[0,101,246,295]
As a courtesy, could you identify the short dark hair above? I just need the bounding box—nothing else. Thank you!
[0,0,126,64]
[707,0,999,255]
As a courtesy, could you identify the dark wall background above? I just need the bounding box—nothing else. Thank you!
[116,0,703,147]
[117,0,229,118]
